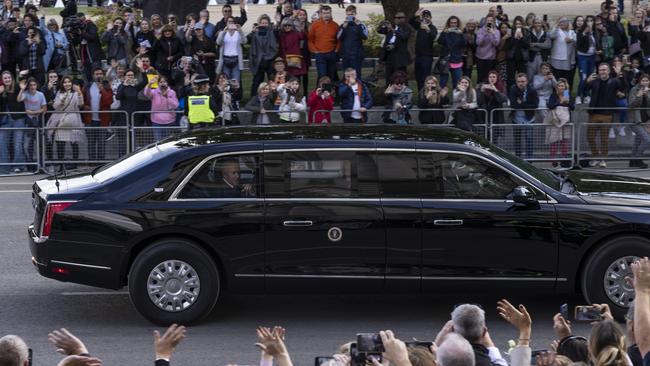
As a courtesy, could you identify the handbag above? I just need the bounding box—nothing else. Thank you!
[285,54,302,69]
[433,55,450,75]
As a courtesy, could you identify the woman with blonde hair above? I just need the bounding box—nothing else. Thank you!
[0,71,26,174]
[589,320,630,366]
[451,76,478,131]
[417,75,449,124]
[544,78,573,168]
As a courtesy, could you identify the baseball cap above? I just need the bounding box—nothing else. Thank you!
[194,22,204,30]
[193,74,210,85]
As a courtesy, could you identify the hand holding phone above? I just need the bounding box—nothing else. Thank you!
[574,305,602,322]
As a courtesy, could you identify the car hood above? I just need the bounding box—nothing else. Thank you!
[567,170,650,205]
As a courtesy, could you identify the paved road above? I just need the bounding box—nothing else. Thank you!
[0,171,642,366]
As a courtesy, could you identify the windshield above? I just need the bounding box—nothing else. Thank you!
[483,143,561,191]
[93,141,179,183]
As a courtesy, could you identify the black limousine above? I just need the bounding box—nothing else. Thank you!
[29,125,650,324]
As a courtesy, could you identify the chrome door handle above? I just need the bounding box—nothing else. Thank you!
[283,220,313,227]
[433,219,464,226]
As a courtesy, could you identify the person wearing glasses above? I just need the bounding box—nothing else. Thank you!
[378,12,412,84]
[215,0,247,33]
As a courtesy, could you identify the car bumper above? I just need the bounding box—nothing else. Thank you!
[28,224,123,289]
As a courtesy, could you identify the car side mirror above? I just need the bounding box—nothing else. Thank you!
[512,186,538,206]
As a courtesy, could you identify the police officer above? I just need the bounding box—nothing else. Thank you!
[184,74,219,129]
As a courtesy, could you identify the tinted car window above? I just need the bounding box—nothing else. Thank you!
[264,151,378,198]
[377,152,419,198]
[177,154,261,199]
[419,152,525,199]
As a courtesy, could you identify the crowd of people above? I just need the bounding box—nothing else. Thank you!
[3,0,650,174]
[1,257,650,366]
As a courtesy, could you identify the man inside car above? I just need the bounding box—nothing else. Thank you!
[216,158,255,198]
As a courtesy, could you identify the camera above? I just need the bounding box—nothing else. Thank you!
[574,305,602,322]
[346,15,355,22]
[531,349,547,365]
[321,83,332,94]
[314,357,336,366]
[62,14,83,32]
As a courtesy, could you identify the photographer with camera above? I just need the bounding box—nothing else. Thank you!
[212,73,242,125]
[378,11,411,84]
[0,17,18,74]
[215,1,247,33]
[171,55,204,93]
[476,14,501,86]
[215,17,245,83]
[410,8,438,91]
[186,22,217,83]
[338,5,367,84]
[307,75,334,124]
[74,12,106,82]
[101,17,129,67]
[247,14,278,97]
[17,26,45,86]
[627,73,650,168]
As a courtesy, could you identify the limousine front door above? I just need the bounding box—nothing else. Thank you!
[417,150,559,292]
[263,150,386,292]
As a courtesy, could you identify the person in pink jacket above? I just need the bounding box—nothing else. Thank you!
[144,75,179,141]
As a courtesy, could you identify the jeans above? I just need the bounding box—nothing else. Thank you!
[577,54,596,99]
[0,116,25,173]
[439,67,463,89]
[152,122,178,142]
[631,124,650,157]
[222,64,240,83]
[615,98,628,124]
[314,51,338,82]
[414,55,434,91]
[513,111,534,159]
[87,120,106,161]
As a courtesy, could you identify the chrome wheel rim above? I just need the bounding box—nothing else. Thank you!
[603,256,639,307]
[147,260,200,312]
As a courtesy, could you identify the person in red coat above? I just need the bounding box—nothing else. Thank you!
[279,18,308,79]
[307,75,334,124]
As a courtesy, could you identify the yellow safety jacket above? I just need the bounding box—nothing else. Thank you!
[188,95,215,124]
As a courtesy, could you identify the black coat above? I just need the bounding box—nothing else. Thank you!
[79,21,105,63]
[378,24,412,68]
[585,77,626,114]
[417,90,448,124]
[151,35,184,73]
[409,16,437,57]
[438,30,467,63]
[506,29,530,61]
[508,84,539,120]
[17,39,46,72]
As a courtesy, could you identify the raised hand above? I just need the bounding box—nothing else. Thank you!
[49,328,89,356]
[153,324,187,361]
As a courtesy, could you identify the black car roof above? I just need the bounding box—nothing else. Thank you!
[169,125,486,146]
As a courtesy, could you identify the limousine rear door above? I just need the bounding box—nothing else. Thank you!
[416,149,559,292]
[263,145,386,292]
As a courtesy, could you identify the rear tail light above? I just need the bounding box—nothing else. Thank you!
[41,202,75,237]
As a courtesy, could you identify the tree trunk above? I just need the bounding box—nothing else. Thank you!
[380,0,419,22]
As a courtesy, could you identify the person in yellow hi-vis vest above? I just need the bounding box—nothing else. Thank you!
[184,74,219,129]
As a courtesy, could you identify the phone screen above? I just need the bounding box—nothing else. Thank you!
[575,306,602,322]
[560,303,569,319]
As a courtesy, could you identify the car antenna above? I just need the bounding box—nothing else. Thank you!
[53,167,60,193]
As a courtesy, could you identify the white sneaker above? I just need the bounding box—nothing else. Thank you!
[609,128,616,139]
[584,96,591,104]
[589,160,600,167]
[619,126,626,137]
[599,160,607,168]
[575,96,582,104]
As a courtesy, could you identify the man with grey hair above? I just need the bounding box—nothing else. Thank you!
[437,333,476,366]
[451,304,507,366]
[0,335,29,366]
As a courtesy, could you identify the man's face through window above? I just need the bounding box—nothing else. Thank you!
[222,162,241,187]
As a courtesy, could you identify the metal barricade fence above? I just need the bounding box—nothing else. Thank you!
[573,106,650,164]
[490,108,575,164]
[0,111,41,176]
[131,111,187,151]
[41,110,130,170]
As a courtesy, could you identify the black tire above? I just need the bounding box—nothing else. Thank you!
[128,238,220,325]
[581,235,650,319]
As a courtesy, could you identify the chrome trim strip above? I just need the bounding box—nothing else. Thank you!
[422,276,565,281]
[169,150,264,200]
[580,179,650,186]
[234,274,567,282]
[169,147,554,203]
[50,260,112,271]
[266,198,381,202]
[171,198,265,202]
[31,256,46,267]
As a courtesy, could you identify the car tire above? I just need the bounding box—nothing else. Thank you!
[581,235,650,319]
[128,238,220,325]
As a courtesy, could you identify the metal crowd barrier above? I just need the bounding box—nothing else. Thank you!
[41,110,130,173]
[490,108,575,163]
[0,112,40,176]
